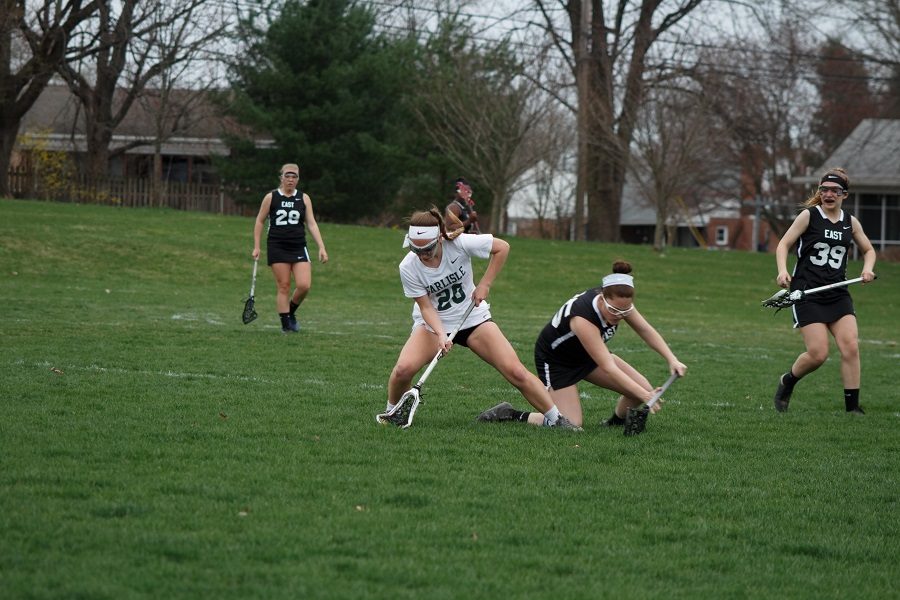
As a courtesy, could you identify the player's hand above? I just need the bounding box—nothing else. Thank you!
[319,248,329,264]
[861,270,875,283]
[252,247,260,259]
[776,272,791,288]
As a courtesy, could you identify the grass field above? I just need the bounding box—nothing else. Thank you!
[1,198,898,599]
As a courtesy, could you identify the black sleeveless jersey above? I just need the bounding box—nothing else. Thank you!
[535,288,617,365]
[267,189,307,242]
[791,206,852,303]
[449,199,475,233]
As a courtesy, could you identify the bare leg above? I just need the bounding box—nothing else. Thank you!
[270,263,292,313]
[290,262,311,308]
[828,314,860,389]
[792,323,831,377]
[387,326,441,405]
[466,322,555,416]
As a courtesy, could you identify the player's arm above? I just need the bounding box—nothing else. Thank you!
[850,215,876,282]
[473,237,508,305]
[624,309,686,376]
[775,210,810,287]
[303,193,328,263]
[252,193,272,259]
[415,295,451,352]
[570,316,653,402]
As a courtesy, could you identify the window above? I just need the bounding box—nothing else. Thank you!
[715,225,728,246]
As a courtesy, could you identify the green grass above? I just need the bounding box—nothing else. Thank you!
[1,198,898,599]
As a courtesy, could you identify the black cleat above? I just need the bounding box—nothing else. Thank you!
[773,373,794,412]
[287,314,300,332]
[476,402,517,422]
[847,406,865,415]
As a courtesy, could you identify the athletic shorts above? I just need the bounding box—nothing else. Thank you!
[267,238,309,265]
[792,295,855,328]
[452,320,492,348]
[534,349,596,390]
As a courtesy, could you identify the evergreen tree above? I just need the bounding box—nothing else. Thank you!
[218,0,431,221]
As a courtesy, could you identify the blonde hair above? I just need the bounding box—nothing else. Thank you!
[280,163,300,177]
[804,167,849,208]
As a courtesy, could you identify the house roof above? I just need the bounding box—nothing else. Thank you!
[17,84,271,157]
[795,119,900,191]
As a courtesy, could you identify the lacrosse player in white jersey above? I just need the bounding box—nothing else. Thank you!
[385,207,580,429]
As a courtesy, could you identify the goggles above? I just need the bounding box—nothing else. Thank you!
[408,237,439,256]
[601,293,634,317]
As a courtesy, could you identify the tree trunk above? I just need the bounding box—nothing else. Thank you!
[0,123,17,197]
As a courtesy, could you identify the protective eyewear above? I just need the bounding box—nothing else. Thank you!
[601,294,634,317]
[817,185,846,196]
[408,237,439,256]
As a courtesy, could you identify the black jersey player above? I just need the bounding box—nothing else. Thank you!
[252,163,328,333]
[476,261,686,429]
[772,167,876,413]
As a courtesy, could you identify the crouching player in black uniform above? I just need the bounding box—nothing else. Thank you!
[772,167,876,413]
[476,261,686,429]
[252,163,328,333]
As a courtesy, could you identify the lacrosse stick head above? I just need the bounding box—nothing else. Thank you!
[761,289,802,310]
[375,388,422,428]
[623,405,650,436]
[242,296,258,324]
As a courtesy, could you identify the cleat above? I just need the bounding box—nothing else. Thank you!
[288,314,300,332]
[545,414,583,431]
[476,402,517,422]
[847,406,865,415]
[773,372,794,412]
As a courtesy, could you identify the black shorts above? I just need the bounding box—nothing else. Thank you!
[534,349,595,390]
[453,319,492,348]
[267,238,309,265]
[792,295,855,328]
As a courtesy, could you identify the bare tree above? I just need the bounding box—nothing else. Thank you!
[630,86,735,251]
[532,0,705,242]
[56,0,229,180]
[0,0,99,196]
[410,18,565,232]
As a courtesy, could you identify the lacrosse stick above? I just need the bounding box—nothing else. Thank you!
[623,372,680,437]
[241,259,259,325]
[375,300,477,429]
[761,276,875,313]
[468,201,481,234]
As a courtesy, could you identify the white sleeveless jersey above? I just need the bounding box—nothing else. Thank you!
[399,233,494,332]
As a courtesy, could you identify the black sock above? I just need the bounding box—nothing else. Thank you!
[844,389,860,412]
[607,412,626,425]
[279,312,290,329]
[516,411,531,423]
[783,370,800,387]
[289,301,299,316]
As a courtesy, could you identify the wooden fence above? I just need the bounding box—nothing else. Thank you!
[6,168,255,216]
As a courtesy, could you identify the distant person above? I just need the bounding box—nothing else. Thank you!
[772,167,876,413]
[252,163,328,333]
[477,261,687,429]
[383,207,579,429]
[446,177,480,233]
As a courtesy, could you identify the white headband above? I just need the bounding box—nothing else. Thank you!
[402,225,440,248]
[602,273,634,288]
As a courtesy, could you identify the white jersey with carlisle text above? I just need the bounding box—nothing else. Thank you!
[399,234,494,332]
